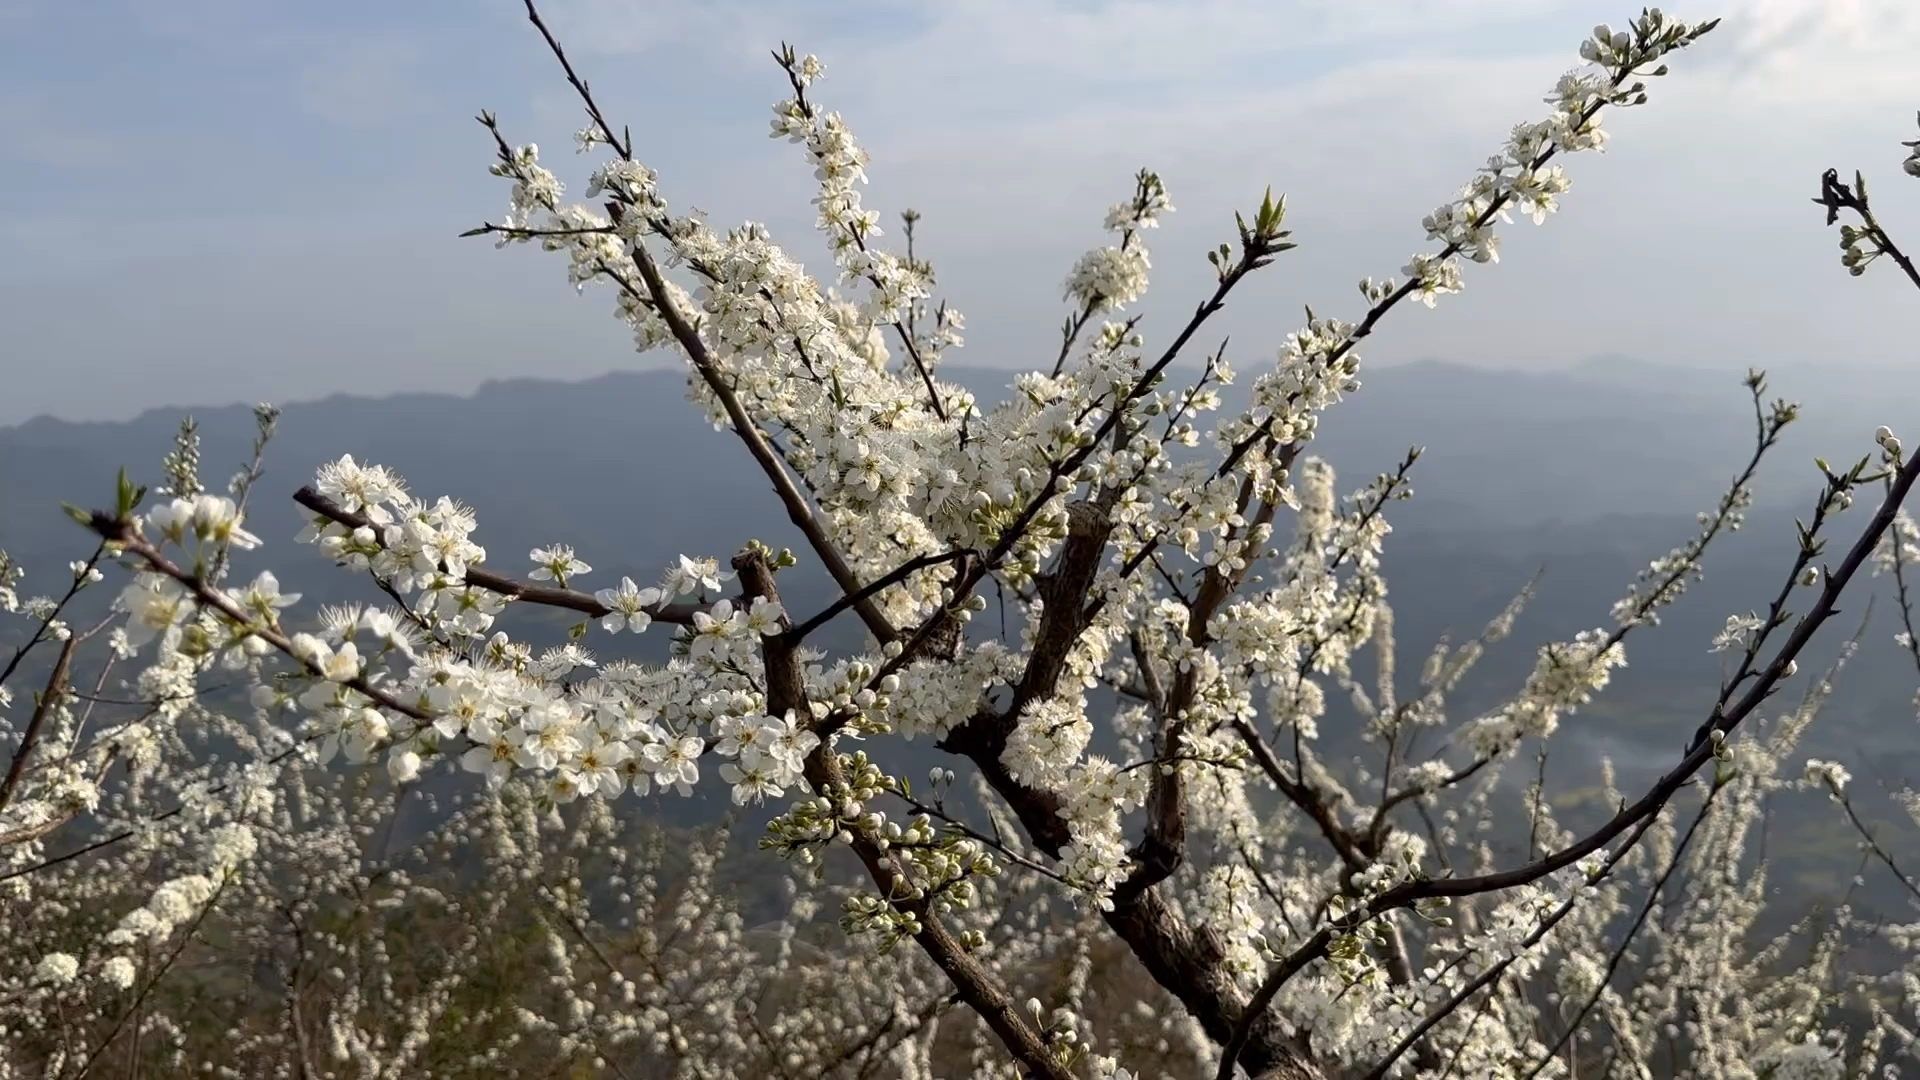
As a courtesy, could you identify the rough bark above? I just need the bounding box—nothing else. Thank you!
[735,548,1075,1080]
[1104,889,1325,1080]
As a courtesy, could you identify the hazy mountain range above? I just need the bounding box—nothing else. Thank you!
[5,355,1918,913]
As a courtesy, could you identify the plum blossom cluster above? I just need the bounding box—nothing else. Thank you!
[1204,14,1715,512]
[10,732,1224,1077]
[1803,758,1851,798]
[281,455,847,810]
[1065,169,1172,315]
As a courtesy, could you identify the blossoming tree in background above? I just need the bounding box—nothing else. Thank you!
[7,4,1920,1077]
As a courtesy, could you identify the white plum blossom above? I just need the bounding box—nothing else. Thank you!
[529,544,591,583]
[1804,758,1851,797]
[593,575,660,633]
[32,953,78,986]
[97,956,136,991]
[1712,611,1766,653]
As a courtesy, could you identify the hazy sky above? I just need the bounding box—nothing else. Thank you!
[2,0,1917,425]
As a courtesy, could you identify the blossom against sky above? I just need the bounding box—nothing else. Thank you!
[0,0,1915,424]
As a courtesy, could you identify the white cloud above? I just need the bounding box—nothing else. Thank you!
[1685,0,1920,106]
[7,0,1917,425]
[548,0,1580,65]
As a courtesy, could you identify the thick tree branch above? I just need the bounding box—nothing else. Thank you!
[734,548,1071,1079]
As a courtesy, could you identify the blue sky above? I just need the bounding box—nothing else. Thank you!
[2,0,1917,423]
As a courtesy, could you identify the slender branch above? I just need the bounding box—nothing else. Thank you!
[520,0,630,158]
[1213,63,1643,482]
[0,634,76,814]
[889,790,1075,888]
[1354,803,1673,1080]
[782,548,974,643]
[734,547,1072,1079]
[1219,438,1920,1078]
[0,543,105,692]
[294,486,705,626]
[1885,503,1920,675]
[93,515,428,723]
[606,238,899,642]
[536,886,649,1080]
[1515,782,1726,1080]
[1834,790,1920,907]
[77,875,231,1078]
[1815,167,1920,291]
[770,55,948,421]
[499,1,898,643]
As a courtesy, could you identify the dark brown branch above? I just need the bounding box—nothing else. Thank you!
[614,232,899,643]
[782,548,974,643]
[500,1,899,643]
[92,514,430,723]
[1512,782,1726,1080]
[294,486,704,625]
[1127,476,1275,897]
[1221,438,1920,1077]
[733,547,1071,1080]
[0,634,76,814]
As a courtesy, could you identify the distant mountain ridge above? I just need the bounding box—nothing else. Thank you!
[6,353,1913,724]
[11,354,1908,531]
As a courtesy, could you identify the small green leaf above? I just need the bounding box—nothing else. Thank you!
[116,467,138,518]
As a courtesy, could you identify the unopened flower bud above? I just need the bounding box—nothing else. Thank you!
[388,749,422,784]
